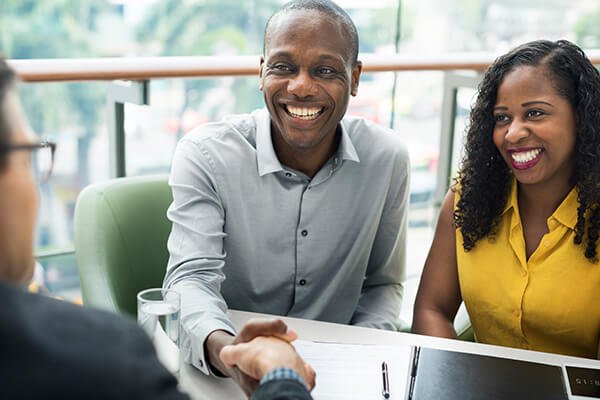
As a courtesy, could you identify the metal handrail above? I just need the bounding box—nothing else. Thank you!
[10,51,600,82]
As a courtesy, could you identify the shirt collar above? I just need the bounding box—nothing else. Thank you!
[256,109,360,176]
[553,185,578,229]
[256,109,283,176]
[502,178,578,229]
[502,179,518,216]
[338,119,360,163]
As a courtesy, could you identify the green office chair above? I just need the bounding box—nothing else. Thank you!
[74,175,172,316]
[456,308,475,341]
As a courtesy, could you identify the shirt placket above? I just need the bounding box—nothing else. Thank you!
[289,157,340,313]
[508,211,531,348]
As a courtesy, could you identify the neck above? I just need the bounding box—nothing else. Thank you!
[272,126,341,178]
[517,179,574,219]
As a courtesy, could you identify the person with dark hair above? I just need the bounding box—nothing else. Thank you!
[413,40,600,359]
[165,0,409,395]
[0,58,187,399]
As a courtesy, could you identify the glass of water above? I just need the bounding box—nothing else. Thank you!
[137,288,181,376]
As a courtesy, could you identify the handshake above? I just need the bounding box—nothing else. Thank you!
[218,319,316,398]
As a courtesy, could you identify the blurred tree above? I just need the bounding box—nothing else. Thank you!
[136,0,280,136]
[575,6,600,49]
[0,0,111,189]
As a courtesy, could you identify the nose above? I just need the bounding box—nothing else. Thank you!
[287,70,317,98]
[504,119,530,143]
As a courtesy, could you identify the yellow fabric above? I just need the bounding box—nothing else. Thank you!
[456,180,600,359]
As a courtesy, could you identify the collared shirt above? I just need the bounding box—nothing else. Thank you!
[457,179,600,358]
[165,108,409,374]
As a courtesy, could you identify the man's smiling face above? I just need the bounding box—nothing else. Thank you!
[260,9,361,156]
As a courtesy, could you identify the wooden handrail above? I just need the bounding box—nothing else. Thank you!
[9,50,600,83]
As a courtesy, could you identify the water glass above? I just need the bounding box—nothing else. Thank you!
[137,288,181,375]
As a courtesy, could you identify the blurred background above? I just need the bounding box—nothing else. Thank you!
[2,0,599,323]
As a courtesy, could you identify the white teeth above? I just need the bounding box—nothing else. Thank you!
[286,105,323,120]
[511,148,542,163]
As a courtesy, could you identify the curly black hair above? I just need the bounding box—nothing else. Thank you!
[454,39,600,261]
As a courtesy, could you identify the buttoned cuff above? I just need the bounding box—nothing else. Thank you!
[181,319,236,376]
[259,367,307,389]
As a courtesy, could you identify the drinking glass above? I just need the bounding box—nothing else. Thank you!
[137,288,181,376]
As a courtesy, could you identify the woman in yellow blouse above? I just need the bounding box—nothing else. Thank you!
[412,39,600,359]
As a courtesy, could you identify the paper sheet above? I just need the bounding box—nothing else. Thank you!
[294,340,413,400]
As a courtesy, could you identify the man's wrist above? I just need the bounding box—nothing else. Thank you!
[205,330,235,376]
[259,367,307,389]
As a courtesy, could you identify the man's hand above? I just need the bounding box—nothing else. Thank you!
[205,319,296,396]
[220,335,316,391]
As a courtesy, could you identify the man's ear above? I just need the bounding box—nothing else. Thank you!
[350,60,362,96]
[259,56,265,91]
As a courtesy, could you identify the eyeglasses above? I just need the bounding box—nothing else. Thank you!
[0,141,56,183]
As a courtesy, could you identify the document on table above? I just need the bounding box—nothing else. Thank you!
[293,340,413,400]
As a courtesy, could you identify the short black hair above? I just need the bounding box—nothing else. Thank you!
[0,58,16,163]
[455,39,600,261]
[263,0,359,66]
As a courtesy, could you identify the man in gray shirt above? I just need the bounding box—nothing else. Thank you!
[165,0,409,394]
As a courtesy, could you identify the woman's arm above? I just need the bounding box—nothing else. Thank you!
[412,189,462,338]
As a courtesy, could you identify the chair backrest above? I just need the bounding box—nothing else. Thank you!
[74,175,172,316]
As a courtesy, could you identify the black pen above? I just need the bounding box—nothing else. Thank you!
[382,361,390,399]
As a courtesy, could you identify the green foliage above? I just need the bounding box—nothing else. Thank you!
[575,7,600,49]
[136,0,282,56]
[1,0,111,186]
[136,0,281,121]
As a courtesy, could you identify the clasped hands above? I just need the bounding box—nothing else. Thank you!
[205,318,316,397]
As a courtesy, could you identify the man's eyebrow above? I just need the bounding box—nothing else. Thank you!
[266,50,293,60]
[316,54,346,64]
[266,51,346,65]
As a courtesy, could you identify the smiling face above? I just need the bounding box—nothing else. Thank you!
[492,65,577,191]
[260,9,361,166]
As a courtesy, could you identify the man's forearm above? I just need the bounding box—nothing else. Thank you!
[351,283,403,330]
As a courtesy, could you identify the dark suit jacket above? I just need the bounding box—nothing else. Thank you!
[0,281,188,400]
[252,379,312,400]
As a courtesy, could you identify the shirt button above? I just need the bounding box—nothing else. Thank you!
[198,359,204,367]
[299,279,307,286]
[520,269,527,277]
[514,309,521,318]
[285,172,292,177]
[301,230,308,237]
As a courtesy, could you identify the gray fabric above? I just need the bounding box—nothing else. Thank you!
[165,108,409,374]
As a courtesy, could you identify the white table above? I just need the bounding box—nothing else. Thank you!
[175,310,600,399]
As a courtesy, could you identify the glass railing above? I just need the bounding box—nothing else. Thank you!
[10,52,600,321]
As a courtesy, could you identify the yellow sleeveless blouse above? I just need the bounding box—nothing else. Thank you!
[456,180,600,358]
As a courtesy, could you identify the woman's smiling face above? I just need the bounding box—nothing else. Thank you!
[492,65,577,189]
